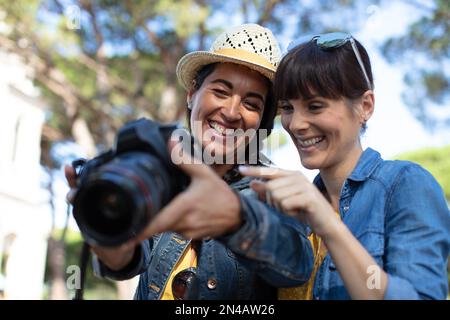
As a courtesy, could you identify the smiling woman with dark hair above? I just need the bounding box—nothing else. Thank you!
[241,32,450,300]
[65,24,313,300]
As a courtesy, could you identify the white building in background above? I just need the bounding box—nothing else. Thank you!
[0,49,51,299]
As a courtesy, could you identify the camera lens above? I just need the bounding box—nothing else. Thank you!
[81,182,134,238]
[99,193,127,221]
[72,152,173,247]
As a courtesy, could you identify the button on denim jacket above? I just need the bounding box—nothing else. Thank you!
[94,175,314,299]
[311,148,450,300]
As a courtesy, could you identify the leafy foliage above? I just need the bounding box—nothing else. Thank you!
[381,0,450,130]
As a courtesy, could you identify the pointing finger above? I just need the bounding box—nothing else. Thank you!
[249,180,267,201]
[239,165,293,179]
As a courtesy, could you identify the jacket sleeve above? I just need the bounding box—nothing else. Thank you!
[92,240,152,281]
[383,164,450,300]
[219,188,314,287]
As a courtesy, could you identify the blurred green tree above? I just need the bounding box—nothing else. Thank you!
[381,0,450,130]
[0,0,298,154]
[1,0,402,152]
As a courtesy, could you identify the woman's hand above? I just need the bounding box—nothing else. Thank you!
[239,166,339,238]
[64,165,78,204]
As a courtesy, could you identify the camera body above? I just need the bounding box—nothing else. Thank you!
[72,118,190,247]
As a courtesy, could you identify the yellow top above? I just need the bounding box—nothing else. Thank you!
[278,233,327,300]
[160,243,197,300]
[278,212,340,300]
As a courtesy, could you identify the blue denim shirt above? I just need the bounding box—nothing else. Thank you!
[94,175,313,299]
[312,148,450,300]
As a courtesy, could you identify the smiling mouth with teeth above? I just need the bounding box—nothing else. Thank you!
[208,120,238,137]
[298,136,325,148]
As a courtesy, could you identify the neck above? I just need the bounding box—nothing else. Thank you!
[320,144,363,210]
[211,163,235,177]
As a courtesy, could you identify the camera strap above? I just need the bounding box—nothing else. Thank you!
[73,241,90,300]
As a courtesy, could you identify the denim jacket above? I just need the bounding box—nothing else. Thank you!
[311,148,450,300]
[93,175,313,299]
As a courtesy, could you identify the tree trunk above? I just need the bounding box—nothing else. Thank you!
[158,82,179,122]
[72,117,97,158]
[47,237,68,300]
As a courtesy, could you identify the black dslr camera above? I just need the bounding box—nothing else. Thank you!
[72,118,191,247]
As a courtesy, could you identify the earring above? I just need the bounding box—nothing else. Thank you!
[361,118,368,130]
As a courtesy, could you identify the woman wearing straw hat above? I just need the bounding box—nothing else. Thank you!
[65,24,313,299]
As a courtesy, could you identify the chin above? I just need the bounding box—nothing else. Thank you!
[300,161,319,170]
[201,142,232,164]
[299,155,322,170]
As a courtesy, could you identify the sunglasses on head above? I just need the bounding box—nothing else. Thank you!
[287,32,372,90]
[172,267,198,300]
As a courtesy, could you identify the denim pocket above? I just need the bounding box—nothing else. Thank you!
[357,229,384,257]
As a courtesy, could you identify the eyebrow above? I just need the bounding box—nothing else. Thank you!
[211,79,233,89]
[210,79,266,104]
[283,95,321,103]
[302,96,329,104]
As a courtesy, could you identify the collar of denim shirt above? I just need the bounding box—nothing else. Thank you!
[313,147,383,190]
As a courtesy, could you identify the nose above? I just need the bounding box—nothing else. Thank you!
[221,96,242,122]
[288,109,309,134]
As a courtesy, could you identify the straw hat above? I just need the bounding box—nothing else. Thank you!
[176,24,281,90]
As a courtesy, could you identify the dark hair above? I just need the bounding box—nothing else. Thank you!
[274,38,373,102]
[187,63,276,136]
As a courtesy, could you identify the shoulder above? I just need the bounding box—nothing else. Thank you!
[376,160,448,217]
[372,158,437,190]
